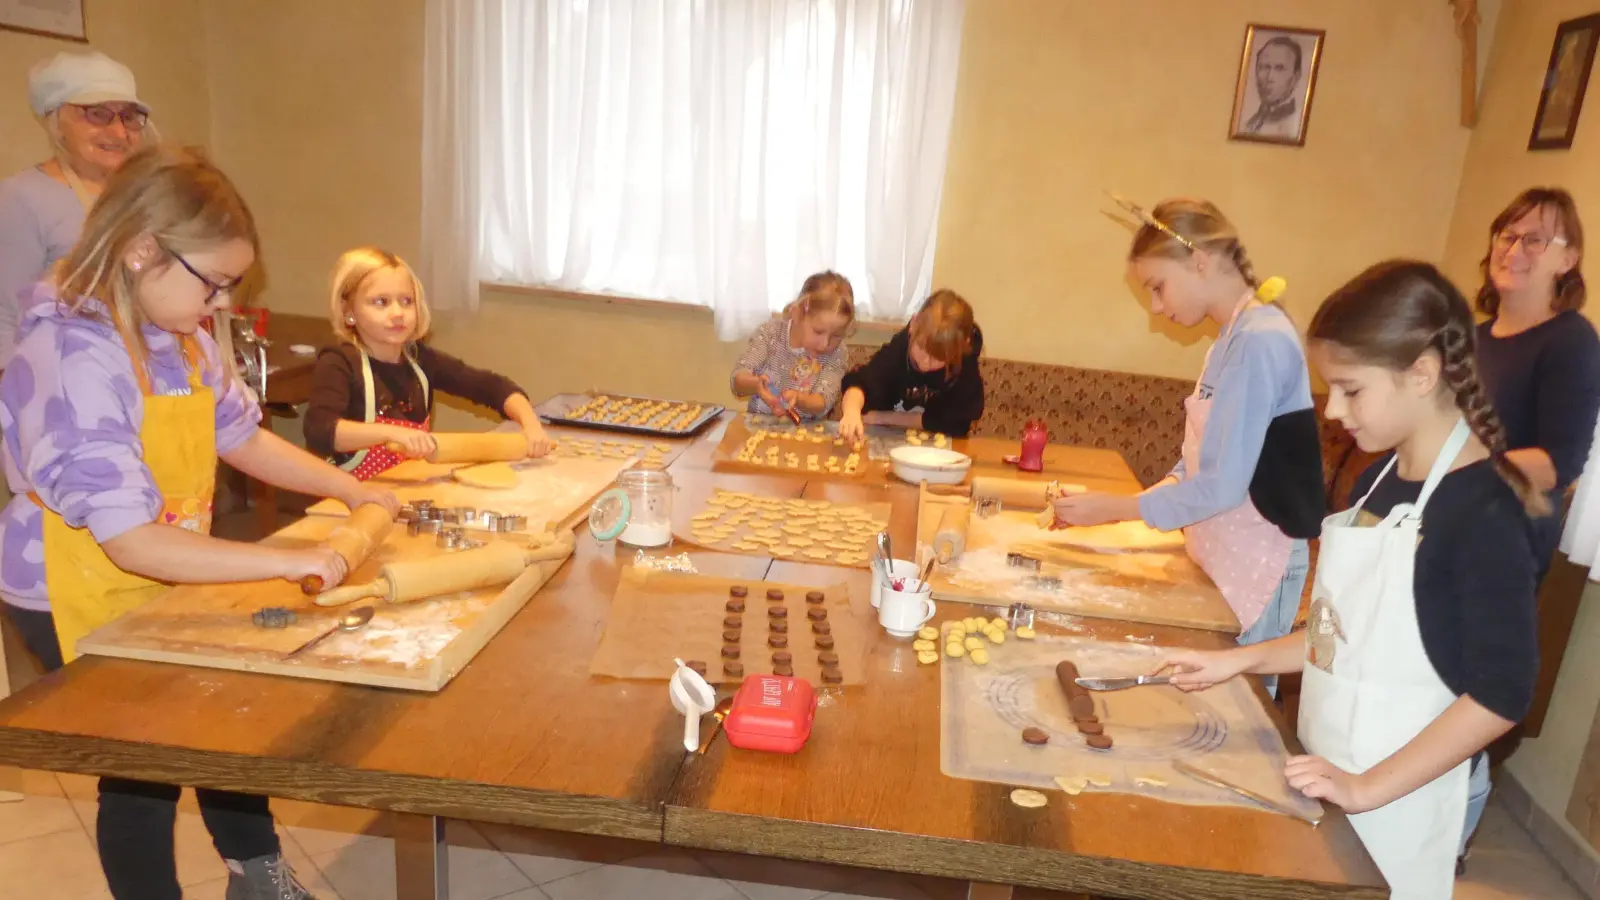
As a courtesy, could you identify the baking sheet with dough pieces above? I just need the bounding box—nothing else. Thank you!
[674,489,888,568]
[589,567,872,686]
[940,629,1320,820]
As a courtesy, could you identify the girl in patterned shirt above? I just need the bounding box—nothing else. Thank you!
[730,271,855,420]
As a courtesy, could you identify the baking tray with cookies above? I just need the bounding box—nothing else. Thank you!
[673,489,889,568]
[589,568,871,686]
[711,416,872,479]
[537,391,725,437]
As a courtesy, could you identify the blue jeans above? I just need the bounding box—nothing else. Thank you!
[1236,539,1310,697]
[1461,751,1490,857]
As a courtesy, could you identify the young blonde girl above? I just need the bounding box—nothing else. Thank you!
[303,247,550,479]
[730,271,856,420]
[1161,260,1544,898]
[0,145,385,899]
[1054,199,1324,656]
[838,289,985,442]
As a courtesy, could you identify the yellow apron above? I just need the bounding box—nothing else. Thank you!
[34,337,217,663]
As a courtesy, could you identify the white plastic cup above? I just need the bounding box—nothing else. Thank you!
[871,558,922,609]
[878,580,935,639]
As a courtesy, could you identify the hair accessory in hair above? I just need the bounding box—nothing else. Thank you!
[1255,276,1287,303]
[1105,191,1198,252]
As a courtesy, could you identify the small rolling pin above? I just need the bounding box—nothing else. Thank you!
[301,503,395,594]
[385,432,528,465]
[931,501,971,564]
[313,532,575,607]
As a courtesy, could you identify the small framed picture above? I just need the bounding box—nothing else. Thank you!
[1529,13,1600,151]
[0,0,86,42]
[1228,24,1325,148]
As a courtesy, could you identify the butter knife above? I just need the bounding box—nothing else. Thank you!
[1171,759,1323,826]
[1074,674,1173,691]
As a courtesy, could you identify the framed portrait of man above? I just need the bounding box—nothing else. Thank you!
[1528,13,1600,150]
[1229,24,1325,148]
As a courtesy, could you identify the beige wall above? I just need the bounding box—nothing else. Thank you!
[935,0,1477,378]
[1439,0,1600,862]
[0,0,212,177]
[204,0,1483,435]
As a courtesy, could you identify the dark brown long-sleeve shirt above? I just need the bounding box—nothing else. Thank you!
[302,342,526,465]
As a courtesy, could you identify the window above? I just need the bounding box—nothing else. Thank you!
[422,0,965,338]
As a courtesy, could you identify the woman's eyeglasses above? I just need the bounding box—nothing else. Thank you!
[69,103,148,131]
[1493,231,1568,256]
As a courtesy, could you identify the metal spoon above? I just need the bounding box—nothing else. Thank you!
[285,606,374,659]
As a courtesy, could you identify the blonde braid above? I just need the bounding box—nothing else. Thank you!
[1435,321,1551,517]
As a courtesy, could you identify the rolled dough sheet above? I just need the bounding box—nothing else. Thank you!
[453,462,519,489]
[371,459,464,483]
[1052,520,1184,553]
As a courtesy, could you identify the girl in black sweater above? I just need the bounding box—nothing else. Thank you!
[838,290,984,442]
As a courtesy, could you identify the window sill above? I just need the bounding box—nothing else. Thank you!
[479,281,905,338]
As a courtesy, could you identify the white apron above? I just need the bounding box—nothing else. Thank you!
[1180,294,1293,632]
[1299,418,1473,900]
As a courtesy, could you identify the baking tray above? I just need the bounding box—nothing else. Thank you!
[536,391,725,437]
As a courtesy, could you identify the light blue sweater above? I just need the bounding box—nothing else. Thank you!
[0,167,84,369]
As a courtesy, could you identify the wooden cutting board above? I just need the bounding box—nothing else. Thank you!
[307,455,633,534]
[76,517,570,691]
[915,491,1238,634]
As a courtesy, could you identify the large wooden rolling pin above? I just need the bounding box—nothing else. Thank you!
[970,476,1085,511]
[313,533,575,607]
[385,432,528,465]
[931,502,971,564]
[303,503,395,594]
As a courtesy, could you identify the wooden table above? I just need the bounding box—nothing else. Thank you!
[0,430,1385,900]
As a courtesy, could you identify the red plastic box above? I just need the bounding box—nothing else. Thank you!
[723,675,816,754]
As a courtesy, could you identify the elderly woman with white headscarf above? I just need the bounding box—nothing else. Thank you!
[0,51,154,371]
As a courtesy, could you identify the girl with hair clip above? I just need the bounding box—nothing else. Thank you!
[302,246,551,480]
[730,271,856,420]
[1472,187,1600,574]
[1160,261,1546,899]
[837,289,985,442]
[0,145,392,899]
[1054,198,1325,656]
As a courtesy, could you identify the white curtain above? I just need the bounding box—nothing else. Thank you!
[420,0,965,336]
[1560,414,1600,579]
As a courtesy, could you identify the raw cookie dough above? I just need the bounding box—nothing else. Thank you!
[1133,774,1168,788]
[451,461,519,489]
[916,650,940,665]
[1022,727,1050,746]
[1054,776,1088,795]
[1009,789,1049,809]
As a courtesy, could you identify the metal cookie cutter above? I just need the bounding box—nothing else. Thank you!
[251,607,297,629]
[1006,602,1035,630]
[973,494,1001,519]
[408,517,444,536]
[1005,552,1041,572]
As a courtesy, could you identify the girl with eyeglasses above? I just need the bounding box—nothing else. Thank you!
[0,145,394,900]
[1473,188,1600,574]
[0,52,155,373]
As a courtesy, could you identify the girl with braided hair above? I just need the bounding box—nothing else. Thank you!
[1157,260,1544,899]
[1055,198,1325,659]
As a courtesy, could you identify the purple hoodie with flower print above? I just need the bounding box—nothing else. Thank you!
[0,282,262,611]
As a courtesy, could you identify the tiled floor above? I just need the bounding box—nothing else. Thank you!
[0,767,1587,900]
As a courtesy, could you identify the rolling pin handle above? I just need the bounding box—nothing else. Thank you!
[300,574,324,594]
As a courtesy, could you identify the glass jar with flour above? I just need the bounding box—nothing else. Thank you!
[589,468,675,547]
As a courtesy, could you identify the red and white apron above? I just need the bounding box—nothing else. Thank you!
[340,349,432,481]
[1299,418,1473,899]
[1179,293,1294,632]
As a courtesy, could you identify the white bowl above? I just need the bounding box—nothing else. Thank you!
[889,446,972,485]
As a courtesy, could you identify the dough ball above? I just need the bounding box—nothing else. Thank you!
[964,636,985,651]
[945,642,966,658]
[969,648,990,665]
[916,650,940,666]
[1009,789,1048,809]
[917,625,940,641]
[1015,626,1037,640]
